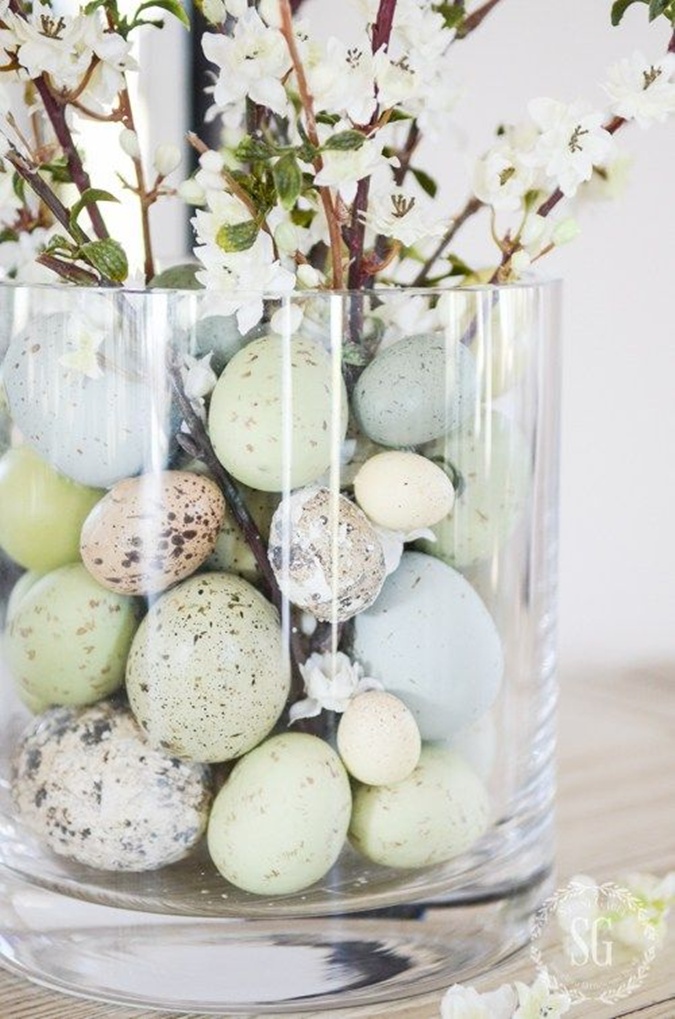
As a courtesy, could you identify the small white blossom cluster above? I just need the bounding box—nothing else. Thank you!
[289,650,383,722]
[440,974,571,1019]
[472,51,675,275]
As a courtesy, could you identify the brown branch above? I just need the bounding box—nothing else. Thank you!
[412,195,483,286]
[118,86,155,283]
[5,148,87,242]
[457,0,505,39]
[278,0,344,288]
[371,0,398,52]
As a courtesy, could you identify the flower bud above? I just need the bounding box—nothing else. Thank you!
[552,217,581,247]
[153,143,181,178]
[119,128,140,160]
[297,264,323,288]
[177,179,207,206]
[274,221,299,255]
[198,0,226,24]
[199,149,224,174]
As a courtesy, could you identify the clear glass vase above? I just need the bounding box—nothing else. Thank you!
[0,279,561,1013]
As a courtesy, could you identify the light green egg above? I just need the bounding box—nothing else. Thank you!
[418,412,531,567]
[349,745,490,869]
[126,572,290,763]
[0,446,103,571]
[6,570,44,623]
[208,732,352,895]
[206,486,278,584]
[4,563,140,712]
[208,335,348,492]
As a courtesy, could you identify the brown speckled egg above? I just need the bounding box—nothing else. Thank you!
[126,572,291,763]
[267,487,386,623]
[11,701,212,871]
[80,470,226,595]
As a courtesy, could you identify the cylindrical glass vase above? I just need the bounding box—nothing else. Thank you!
[0,279,561,1013]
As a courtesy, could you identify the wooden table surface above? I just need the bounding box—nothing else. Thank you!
[1,666,674,1019]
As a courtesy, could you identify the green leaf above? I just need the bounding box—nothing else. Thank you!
[216,220,259,253]
[79,238,129,282]
[235,136,275,162]
[411,167,438,198]
[323,130,366,152]
[133,0,189,28]
[610,0,647,25]
[12,172,25,203]
[434,1,466,30]
[291,207,314,228]
[0,227,18,244]
[69,188,119,236]
[272,153,302,210]
[41,157,72,184]
[649,0,669,16]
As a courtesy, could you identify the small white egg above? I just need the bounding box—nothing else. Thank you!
[337,690,421,786]
[354,451,455,531]
[207,732,352,895]
[349,745,490,869]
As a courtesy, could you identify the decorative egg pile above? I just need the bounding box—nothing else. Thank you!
[0,313,533,897]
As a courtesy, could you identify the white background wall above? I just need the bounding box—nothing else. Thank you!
[138,0,675,675]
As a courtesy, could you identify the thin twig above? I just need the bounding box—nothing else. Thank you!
[5,148,87,243]
[457,0,505,39]
[278,0,344,288]
[118,85,155,283]
[412,195,483,286]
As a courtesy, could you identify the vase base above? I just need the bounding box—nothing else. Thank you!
[0,869,551,1014]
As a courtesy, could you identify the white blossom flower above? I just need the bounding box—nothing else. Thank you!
[513,975,571,1018]
[0,6,134,110]
[307,38,376,123]
[473,145,536,212]
[194,230,295,333]
[603,52,675,129]
[526,99,614,197]
[615,871,675,950]
[440,982,516,1019]
[362,188,445,247]
[202,9,291,117]
[314,136,394,204]
[577,155,631,202]
[373,50,421,109]
[374,524,435,575]
[289,651,383,723]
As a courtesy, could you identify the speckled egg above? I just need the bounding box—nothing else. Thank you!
[80,471,225,595]
[6,570,44,623]
[3,313,169,487]
[349,745,490,869]
[126,572,290,762]
[354,451,455,531]
[4,563,140,712]
[418,413,531,567]
[11,701,212,871]
[267,487,386,622]
[337,691,421,786]
[353,334,477,448]
[208,335,348,492]
[207,732,352,895]
[0,446,103,572]
[351,552,503,740]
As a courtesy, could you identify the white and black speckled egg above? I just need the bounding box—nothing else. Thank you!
[80,471,226,595]
[11,701,212,871]
[3,313,170,488]
[267,487,387,622]
[353,334,477,447]
[126,572,291,762]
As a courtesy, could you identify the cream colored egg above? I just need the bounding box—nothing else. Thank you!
[349,745,490,869]
[207,732,352,895]
[354,451,455,531]
[208,335,348,492]
[337,691,421,786]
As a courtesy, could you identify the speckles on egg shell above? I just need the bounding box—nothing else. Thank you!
[267,487,387,623]
[80,471,226,595]
[11,701,213,871]
[2,314,169,488]
[126,572,291,763]
[352,334,477,448]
